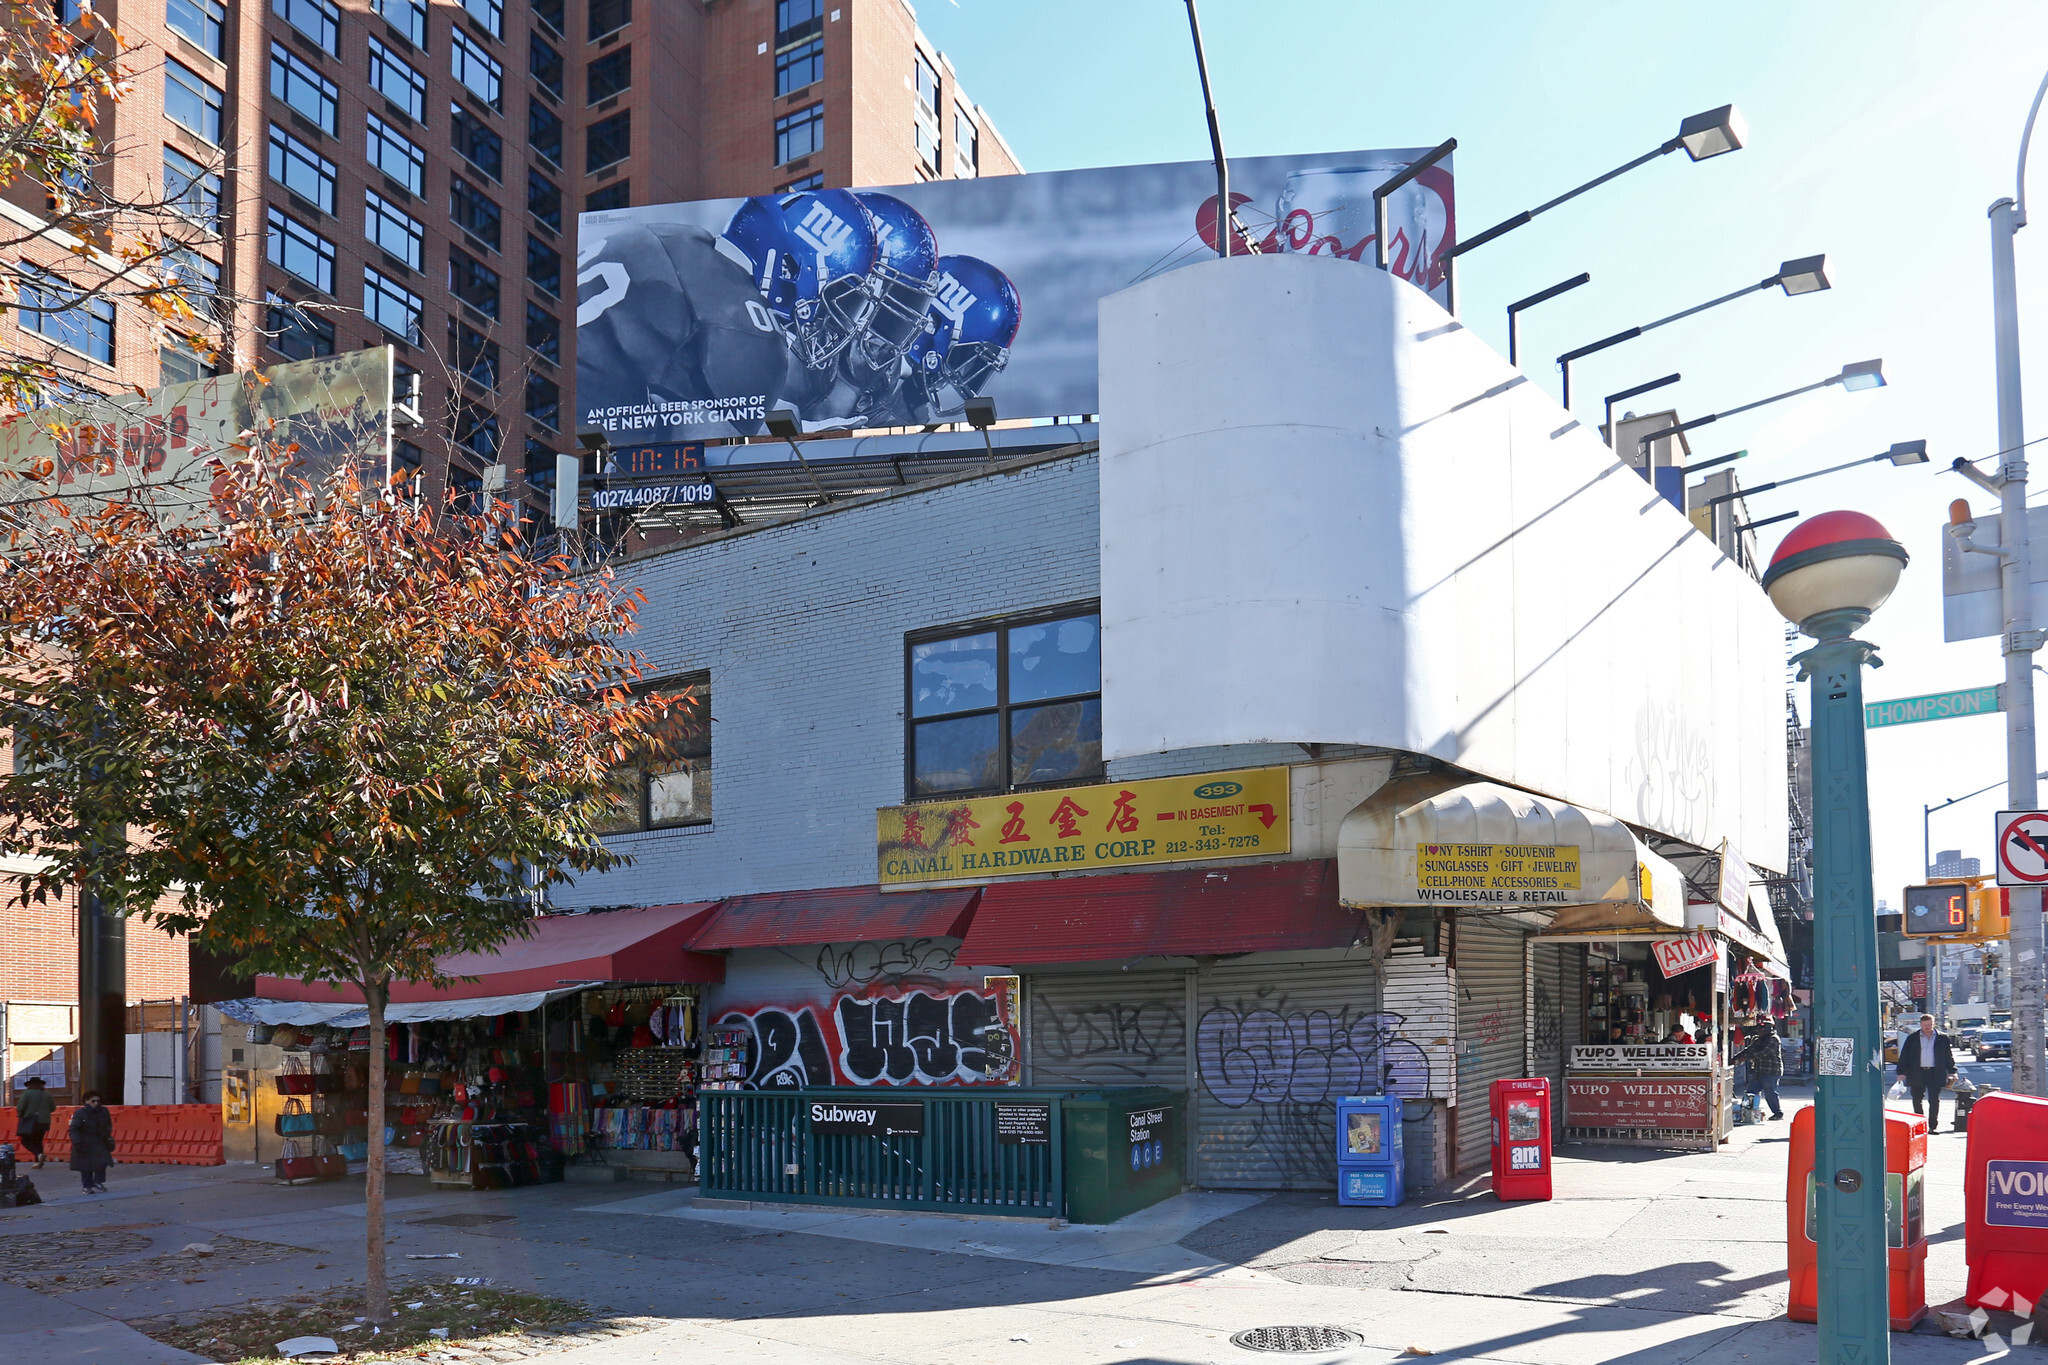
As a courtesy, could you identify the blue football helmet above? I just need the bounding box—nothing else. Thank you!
[721,189,878,370]
[851,192,940,372]
[906,255,1021,413]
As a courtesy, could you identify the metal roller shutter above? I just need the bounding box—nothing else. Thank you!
[1025,970,1188,1090]
[1454,917,1528,1173]
[1193,957,1381,1190]
[1528,942,1580,1131]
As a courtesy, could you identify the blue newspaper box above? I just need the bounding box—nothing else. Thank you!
[1335,1094,1405,1206]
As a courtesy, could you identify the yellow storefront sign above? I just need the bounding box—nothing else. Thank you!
[1414,843,1582,904]
[877,767,1290,887]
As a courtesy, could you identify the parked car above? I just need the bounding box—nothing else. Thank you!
[1977,1029,2013,1060]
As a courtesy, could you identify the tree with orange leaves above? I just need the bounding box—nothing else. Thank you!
[0,454,682,1321]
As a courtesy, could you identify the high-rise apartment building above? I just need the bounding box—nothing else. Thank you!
[1,0,1018,522]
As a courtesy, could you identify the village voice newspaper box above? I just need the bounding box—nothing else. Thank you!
[1787,1105,1928,1330]
[1964,1091,2048,1310]
[1489,1078,1553,1201]
[1334,1094,1404,1206]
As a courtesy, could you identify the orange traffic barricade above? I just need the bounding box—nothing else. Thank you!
[1787,1106,1928,1331]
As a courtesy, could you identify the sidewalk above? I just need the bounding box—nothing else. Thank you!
[0,1087,2014,1365]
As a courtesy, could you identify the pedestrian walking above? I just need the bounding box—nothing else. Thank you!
[1733,1017,1785,1120]
[1897,1013,1957,1132]
[14,1076,54,1168]
[68,1090,114,1193]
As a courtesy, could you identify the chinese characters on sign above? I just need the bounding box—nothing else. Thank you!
[876,768,1289,886]
[1564,1076,1712,1130]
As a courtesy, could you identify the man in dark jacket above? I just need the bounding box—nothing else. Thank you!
[1734,1018,1785,1120]
[1898,1014,1957,1131]
[68,1091,113,1193]
[14,1076,54,1167]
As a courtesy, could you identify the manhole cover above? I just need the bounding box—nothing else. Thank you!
[408,1214,514,1227]
[1230,1326,1365,1353]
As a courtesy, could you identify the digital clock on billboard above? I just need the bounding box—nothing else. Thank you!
[1902,883,1970,938]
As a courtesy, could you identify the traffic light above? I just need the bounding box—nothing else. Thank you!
[1973,884,2012,940]
[1903,883,1972,937]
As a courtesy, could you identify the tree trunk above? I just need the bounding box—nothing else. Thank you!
[364,978,391,1322]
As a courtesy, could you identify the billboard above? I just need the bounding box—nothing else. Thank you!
[0,348,394,517]
[575,147,1454,445]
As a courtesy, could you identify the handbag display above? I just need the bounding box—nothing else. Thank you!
[274,1140,317,1182]
[276,1100,318,1136]
[313,1138,347,1178]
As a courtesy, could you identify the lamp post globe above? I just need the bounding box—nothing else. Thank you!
[1759,509,1911,639]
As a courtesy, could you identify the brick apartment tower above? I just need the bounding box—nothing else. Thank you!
[0,0,1017,1091]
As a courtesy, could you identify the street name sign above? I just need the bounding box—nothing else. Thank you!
[1995,810,2048,887]
[1864,685,2001,729]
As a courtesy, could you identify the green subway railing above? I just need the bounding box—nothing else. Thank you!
[699,1087,1073,1215]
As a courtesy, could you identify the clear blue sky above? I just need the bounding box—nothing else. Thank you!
[914,0,2048,903]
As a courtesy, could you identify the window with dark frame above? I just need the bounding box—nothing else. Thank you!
[778,171,823,193]
[374,0,427,48]
[588,0,631,42]
[532,0,563,38]
[774,37,822,97]
[363,267,423,344]
[774,0,822,47]
[583,181,629,213]
[955,105,978,177]
[365,190,424,269]
[527,170,561,232]
[462,0,503,39]
[272,0,340,55]
[586,110,630,170]
[523,436,556,491]
[524,373,559,430]
[168,59,226,143]
[449,317,498,390]
[527,100,562,167]
[524,301,559,363]
[367,114,426,193]
[905,607,1103,798]
[774,103,822,165]
[18,267,114,364]
[267,124,336,213]
[160,337,213,385]
[587,46,631,103]
[265,291,334,360]
[526,235,561,296]
[450,27,503,110]
[595,677,712,834]
[450,176,502,250]
[530,32,563,99]
[367,38,427,122]
[265,206,335,293]
[167,0,226,58]
[451,102,504,179]
[448,246,500,318]
[453,400,500,462]
[163,144,222,230]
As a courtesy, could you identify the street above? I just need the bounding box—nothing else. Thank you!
[0,1085,2024,1365]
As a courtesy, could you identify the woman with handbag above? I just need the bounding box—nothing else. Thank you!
[69,1091,115,1193]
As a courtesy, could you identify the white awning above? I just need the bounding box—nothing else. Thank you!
[233,988,583,1029]
[1338,775,1686,932]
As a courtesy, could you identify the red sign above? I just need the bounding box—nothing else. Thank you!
[1566,1076,1712,1130]
[1652,931,1718,978]
[1911,970,1928,999]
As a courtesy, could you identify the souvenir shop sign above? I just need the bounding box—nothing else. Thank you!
[1568,1043,1711,1072]
[1413,842,1581,904]
[1565,1075,1712,1130]
[995,1102,1052,1145]
[809,1100,925,1137]
[1652,931,1718,978]
[877,767,1289,886]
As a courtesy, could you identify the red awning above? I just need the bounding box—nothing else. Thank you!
[687,886,980,950]
[956,860,1361,965]
[256,902,726,1004]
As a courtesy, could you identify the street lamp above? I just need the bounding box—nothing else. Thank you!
[1556,256,1831,409]
[1700,441,1929,509]
[1761,510,1910,1365]
[1633,360,1886,458]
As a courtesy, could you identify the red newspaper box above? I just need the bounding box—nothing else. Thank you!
[1786,1105,1928,1330]
[1490,1077,1552,1201]
[1965,1091,2048,1310]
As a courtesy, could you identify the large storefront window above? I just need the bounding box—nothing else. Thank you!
[906,605,1101,798]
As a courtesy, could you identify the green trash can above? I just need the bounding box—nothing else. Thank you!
[1063,1087,1183,1225]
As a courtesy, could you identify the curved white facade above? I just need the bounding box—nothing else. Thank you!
[1097,254,1787,866]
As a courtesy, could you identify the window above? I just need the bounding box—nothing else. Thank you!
[531,34,563,99]
[913,53,940,171]
[596,679,711,833]
[266,292,333,360]
[451,28,503,110]
[778,171,823,194]
[588,0,630,41]
[369,37,428,121]
[454,401,500,461]
[166,0,226,58]
[774,104,822,165]
[162,145,221,231]
[364,267,423,343]
[448,247,500,319]
[448,459,486,515]
[449,318,498,389]
[586,46,630,103]
[526,235,561,297]
[165,247,221,307]
[367,115,426,193]
[267,125,336,213]
[160,337,212,385]
[906,608,1102,797]
[528,171,561,232]
[523,436,557,491]
[18,268,114,364]
[463,0,503,39]
[583,181,629,213]
[270,43,337,133]
[527,100,562,167]
[585,110,630,170]
[365,191,423,268]
[166,60,225,143]
[266,207,335,292]
[450,176,501,250]
[394,438,424,474]
[533,0,563,37]
[775,0,823,47]
[450,103,504,179]
[524,374,559,430]
[524,301,558,363]
[374,0,427,47]
[272,0,339,55]
[774,37,821,97]
[954,106,978,177]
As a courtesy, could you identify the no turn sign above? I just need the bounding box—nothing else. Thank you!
[1996,810,2048,886]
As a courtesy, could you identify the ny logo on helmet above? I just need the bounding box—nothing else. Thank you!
[795,202,857,259]
[932,273,978,328]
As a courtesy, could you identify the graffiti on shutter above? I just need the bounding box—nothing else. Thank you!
[1026,970,1187,1090]
[1454,919,1528,1173]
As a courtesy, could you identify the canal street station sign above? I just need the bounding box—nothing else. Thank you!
[1864,685,2001,729]
[877,767,1290,887]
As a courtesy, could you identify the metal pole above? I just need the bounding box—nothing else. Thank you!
[1991,190,2046,1096]
[1183,0,1229,258]
[77,878,125,1103]
[1798,618,1891,1363]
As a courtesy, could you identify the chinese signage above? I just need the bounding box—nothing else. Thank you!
[1565,1076,1712,1130]
[808,1100,925,1137]
[1652,932,1718,978]
[877,767,1289,887]
[1568,1044,1711,1072]
[1414,843,1581,905]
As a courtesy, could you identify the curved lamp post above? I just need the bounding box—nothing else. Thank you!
[1761,510,1909,1365]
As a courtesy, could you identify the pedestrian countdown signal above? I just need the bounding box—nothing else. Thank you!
[1903,883,1970,938]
